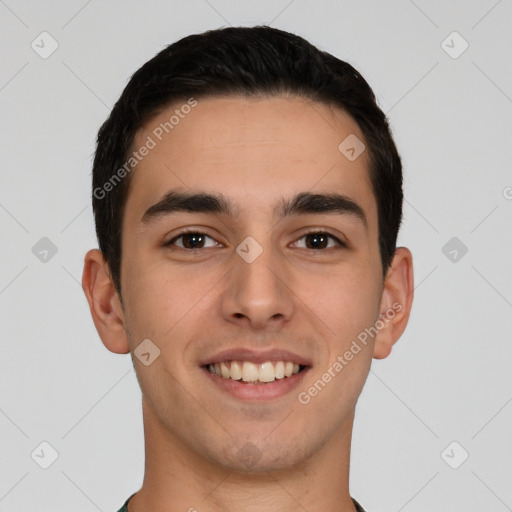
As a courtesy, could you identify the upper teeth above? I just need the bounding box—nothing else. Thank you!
[208,361,301,383]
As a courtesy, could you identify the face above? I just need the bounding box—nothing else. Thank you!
[116,95,386,472]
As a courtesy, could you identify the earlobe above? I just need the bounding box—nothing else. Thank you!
[373,247,414,360]
[81,249,131,354]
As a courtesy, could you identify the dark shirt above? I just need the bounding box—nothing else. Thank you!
[116,493,367,511]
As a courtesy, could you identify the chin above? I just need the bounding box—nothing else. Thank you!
[208,438,309,475]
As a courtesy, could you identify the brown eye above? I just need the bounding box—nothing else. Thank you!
[294,232,345,250]
[165,232,218,250]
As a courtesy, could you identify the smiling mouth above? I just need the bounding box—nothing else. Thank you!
[204,360,308,384]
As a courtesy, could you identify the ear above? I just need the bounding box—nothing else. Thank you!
[373,247,414,360]
[81,249,130,354]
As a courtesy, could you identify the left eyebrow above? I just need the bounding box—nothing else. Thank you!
[275,191,367,229]
[140,190,368,229]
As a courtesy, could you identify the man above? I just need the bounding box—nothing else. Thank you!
[82,25,414,512]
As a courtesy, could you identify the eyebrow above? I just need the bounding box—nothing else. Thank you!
[141,190,368,228]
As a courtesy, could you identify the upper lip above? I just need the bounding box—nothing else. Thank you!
[199,348,312,367]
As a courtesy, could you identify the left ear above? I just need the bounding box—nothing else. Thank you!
[373,247,414,359]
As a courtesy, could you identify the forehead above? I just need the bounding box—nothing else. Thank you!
[124,95,376,227]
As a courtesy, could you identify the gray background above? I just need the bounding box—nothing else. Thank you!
[1,0,511,511]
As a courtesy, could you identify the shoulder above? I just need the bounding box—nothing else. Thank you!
[116,492,136,512]
[352,497,367,512]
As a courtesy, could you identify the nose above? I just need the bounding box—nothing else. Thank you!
[220,239,295,331]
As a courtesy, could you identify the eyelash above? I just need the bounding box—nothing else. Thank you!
[164,229,346,251]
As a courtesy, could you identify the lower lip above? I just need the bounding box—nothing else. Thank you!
[201,366,310,401]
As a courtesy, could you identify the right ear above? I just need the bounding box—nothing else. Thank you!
[81,249,130,354]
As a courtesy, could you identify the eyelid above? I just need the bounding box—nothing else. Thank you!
[293,229,347,249]
[164,228,221,248]
[164,228,347,250]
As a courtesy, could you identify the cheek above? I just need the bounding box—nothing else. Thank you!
[121,257,219,353]
[299,264,381,341]
[296,268,380,416]
[121,258,178,343]
[120,264,199,403]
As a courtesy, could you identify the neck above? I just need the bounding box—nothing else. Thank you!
[128,398,358,512]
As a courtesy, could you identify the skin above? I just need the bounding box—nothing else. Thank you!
[82,95,413,512]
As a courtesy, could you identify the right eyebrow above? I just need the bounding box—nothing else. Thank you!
[141,190,234,225]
